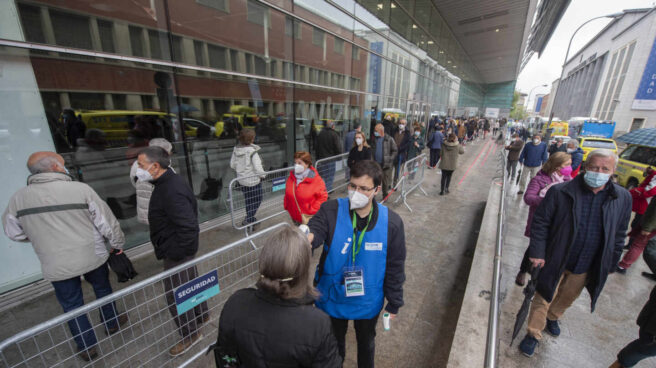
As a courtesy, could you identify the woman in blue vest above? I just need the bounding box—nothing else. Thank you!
[307,160,406,368]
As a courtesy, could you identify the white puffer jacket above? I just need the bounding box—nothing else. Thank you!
[129,161,176,224]
[2,172,125,281]
[230,145,265,187]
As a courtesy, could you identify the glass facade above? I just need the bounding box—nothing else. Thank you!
[0,0,460,293]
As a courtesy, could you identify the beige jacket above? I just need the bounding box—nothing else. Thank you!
[2,172,125,281]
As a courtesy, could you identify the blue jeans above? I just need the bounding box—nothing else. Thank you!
[51,263,118,351]
[317,161,336,192]
[241,183,263,223]
[395,152,406,184]
[618,329,656,367]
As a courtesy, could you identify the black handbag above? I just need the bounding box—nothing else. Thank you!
[198,148,222,200]
[107,249,138,283]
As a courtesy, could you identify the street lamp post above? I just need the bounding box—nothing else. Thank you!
[550,12,624,123]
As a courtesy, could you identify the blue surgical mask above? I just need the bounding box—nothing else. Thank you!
[583,171,610,188]
[374,131,380,137]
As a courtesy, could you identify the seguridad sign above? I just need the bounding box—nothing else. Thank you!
[633,36,656,110]
[174,270,220,315]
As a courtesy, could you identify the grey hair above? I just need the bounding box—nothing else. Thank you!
[139,146,170,169]
[567,139,579,148]
[149,138,173,154]
[586,149,618,168]
[28,156,61,174]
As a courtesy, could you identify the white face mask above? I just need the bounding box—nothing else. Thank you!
[414,131,421,137]
[399,124,405,131]
[136,164,154,182]
[533,139,540,145]
[294,163,305,174]
[355,137,363,146]
[567,148,575,153]
[348,189,374,209]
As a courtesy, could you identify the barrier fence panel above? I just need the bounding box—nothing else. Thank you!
[228,167,292,236]
[0,223,290,368]
[394,153,428,212]
[314,153,349,195]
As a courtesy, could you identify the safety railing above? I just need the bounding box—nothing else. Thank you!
[0,223,290,368]
[484,139,508,368]
[314,153,349,194]
[392,153,428,212]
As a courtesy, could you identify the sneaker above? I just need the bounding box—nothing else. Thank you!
[518,335,538,357]
[169,333,203,357]
[106,313,129,335]
[615,265,627,275]
[545,319,560,337]
[642,272,656,281]
[77,346,98,362]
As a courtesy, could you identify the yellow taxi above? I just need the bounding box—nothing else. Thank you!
[65,110,197,146]
[218,105,266,138]
[615,144,656,189]
[577,137,618,161]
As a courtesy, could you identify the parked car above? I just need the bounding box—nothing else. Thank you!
[615,144,656,189]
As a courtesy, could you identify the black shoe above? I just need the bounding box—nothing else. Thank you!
[77,346,98,362]
[615,265,627,274]
[519,335,538,357]
[642,272,656,281]
[545,319,560,337]
[439,191,444,195]
[445,188,450,194]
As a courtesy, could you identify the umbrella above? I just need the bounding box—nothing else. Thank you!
[171,103,200,114]
[510,265,541,346]
[107,249,138,283]
[616,128,656,146]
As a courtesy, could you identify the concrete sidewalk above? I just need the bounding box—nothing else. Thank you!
[498,178,656,368]
[0,137,503,367]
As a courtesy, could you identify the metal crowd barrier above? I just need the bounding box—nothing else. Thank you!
[314,153,349,194]
[228,166,292,241]
[0,223,290,368]
[393,153,428,212]
[484,145,508,368]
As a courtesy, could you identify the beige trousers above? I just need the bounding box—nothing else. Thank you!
[526,271,587,340]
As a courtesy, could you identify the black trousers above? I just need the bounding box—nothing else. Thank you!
[440,169,454,191]
[429,148,441,167]
[331,315,380,368]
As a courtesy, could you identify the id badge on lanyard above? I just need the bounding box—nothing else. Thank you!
[343,208,372,297]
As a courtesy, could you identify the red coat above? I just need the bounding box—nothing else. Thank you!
[631,171,656,214]
[283,167,328,223]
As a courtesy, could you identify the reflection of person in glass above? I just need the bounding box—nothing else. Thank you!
[230,129,265,229]
[137,147,209,357]
[62,109,86,148]
[2,152,127,362]
[129,138,173,224]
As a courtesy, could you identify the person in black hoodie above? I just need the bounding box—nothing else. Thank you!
[137,146,208,357]
[610,286,656,367]
[214,226,341,368]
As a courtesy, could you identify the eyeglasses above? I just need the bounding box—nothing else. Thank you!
[347,183,376,193]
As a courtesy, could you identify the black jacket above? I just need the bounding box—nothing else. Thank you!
[315,128,342,160]
[216,288,341,368]
[347,146,372,168]
[309,199,406,314]
[638,286,656,336]
[527,175,631,311]
[548,143,567,155]
[148,169,199,261]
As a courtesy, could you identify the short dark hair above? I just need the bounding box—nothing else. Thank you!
[350,160,383,187]
[353,122,361,130]
[139,146,170,168]
[239,128,255,145]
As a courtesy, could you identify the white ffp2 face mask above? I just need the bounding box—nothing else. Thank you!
[355,138,363,146]
[348,189,374,209]
[294,164,305,174]
[136,164,154,182]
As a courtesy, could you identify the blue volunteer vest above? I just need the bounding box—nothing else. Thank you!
[315,198,388,320]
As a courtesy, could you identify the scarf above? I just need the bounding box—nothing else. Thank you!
[295,168,311,185]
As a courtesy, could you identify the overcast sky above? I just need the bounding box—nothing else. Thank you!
[517,0,656,109]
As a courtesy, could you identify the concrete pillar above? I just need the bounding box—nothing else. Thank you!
[207,99,217,120]
[141,28,151,58]
[113,23,132,67]
[126,95,143,110]
[236,51,246,73]
[181,37,196,65]
[59,92,71,109]
[152,95,161,110]
[188,97,202,118]
[89,18,102,51]
[104,94,114,110]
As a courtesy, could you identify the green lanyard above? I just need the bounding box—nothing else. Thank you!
[351,207,374,265]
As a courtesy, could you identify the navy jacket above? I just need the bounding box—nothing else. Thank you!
[149,169,200,261]
[570,147,584,171]
[527,175,631,312]
[428,131,444,149]
[343,129,356,152]
[519,142,548,167]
